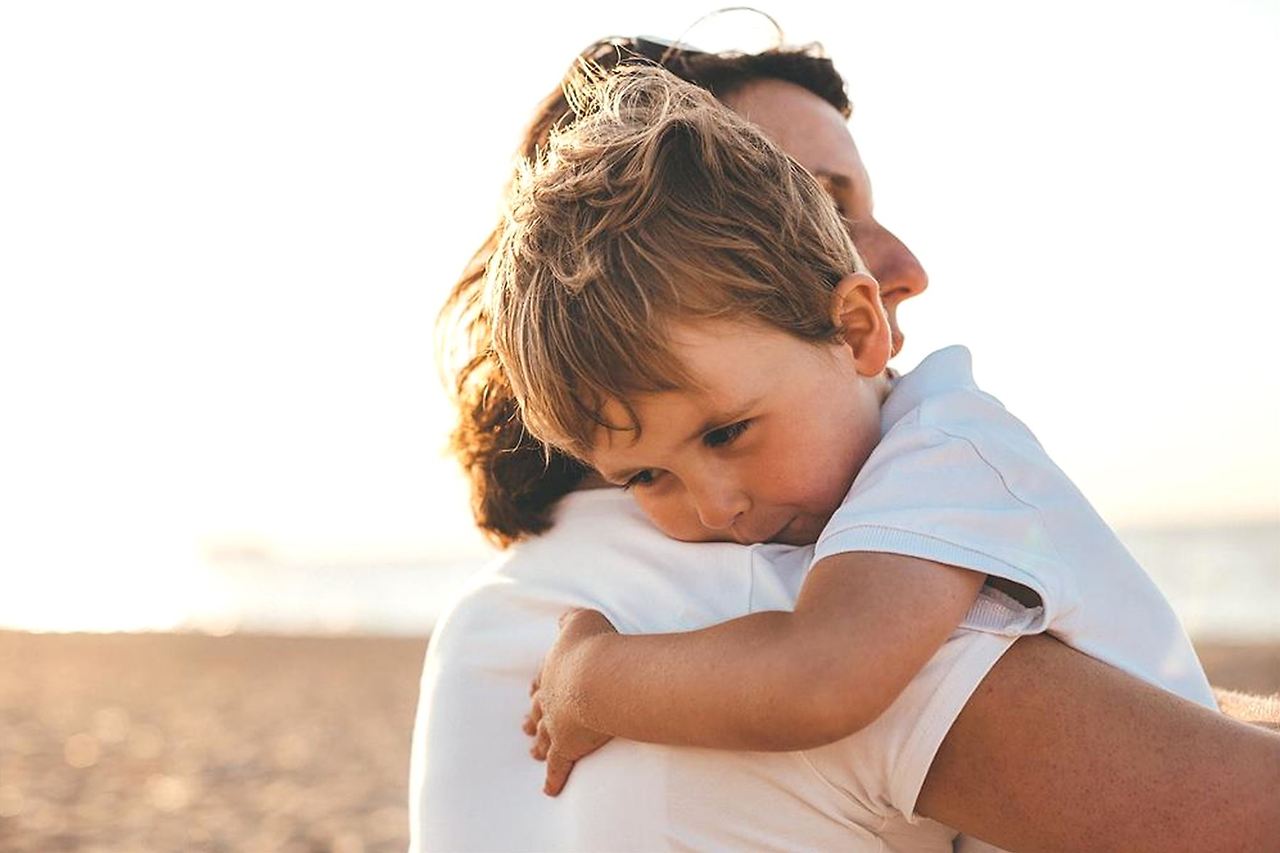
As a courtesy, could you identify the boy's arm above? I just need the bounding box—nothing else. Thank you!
[546,553,984,752]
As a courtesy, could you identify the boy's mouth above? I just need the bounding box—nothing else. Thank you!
[729,519,786,546]
[772,517,798,543]
[743,515,804,546]
[773,515,827,547]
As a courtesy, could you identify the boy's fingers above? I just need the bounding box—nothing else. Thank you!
[543,751,575,797]
[523,695,544,737]
[532,723,550,761]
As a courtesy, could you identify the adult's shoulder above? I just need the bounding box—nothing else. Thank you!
[412,489,762,851]
[429,489,653,646]
[429,486,760,655]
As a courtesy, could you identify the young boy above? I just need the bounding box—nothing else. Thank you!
[485,62,1217,796]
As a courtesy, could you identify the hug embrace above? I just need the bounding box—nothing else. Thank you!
[413,34,1280,852]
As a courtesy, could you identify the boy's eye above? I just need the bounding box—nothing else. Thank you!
[623,470,657,490]
[703,419,750,449]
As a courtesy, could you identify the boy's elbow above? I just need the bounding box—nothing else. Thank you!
[782,663,892,748]
[807,684,886,744]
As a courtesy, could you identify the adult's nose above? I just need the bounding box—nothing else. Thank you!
[869,221,928,308]
[857,219,928,355]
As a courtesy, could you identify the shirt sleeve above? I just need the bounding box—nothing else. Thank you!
[800,623,1019,823]
[814,415,1075,631]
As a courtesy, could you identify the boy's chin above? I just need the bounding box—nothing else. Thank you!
[664,516,821,547]
[767,516,821,547]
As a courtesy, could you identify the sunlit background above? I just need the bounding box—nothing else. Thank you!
[1,0,1276,638]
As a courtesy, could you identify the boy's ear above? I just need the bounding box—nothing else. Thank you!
[830,272,892,377]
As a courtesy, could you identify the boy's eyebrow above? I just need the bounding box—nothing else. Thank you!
[597,397,764,484]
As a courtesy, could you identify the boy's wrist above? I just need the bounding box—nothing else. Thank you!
[567,630,619,723]
[554,611,623,730]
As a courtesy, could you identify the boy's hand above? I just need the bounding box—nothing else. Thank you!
[522,608,617,796]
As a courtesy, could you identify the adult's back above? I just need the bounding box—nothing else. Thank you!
[410,489,1019,851]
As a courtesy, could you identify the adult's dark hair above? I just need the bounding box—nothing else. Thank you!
[438,38,851,548]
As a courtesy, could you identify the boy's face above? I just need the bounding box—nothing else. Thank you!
[589,289,890,546]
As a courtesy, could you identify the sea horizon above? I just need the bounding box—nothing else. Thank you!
[5,519,1277,642]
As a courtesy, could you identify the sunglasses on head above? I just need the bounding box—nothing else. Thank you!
[580,36,707,72]
[582,7,784,68]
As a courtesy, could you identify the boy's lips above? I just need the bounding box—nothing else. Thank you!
[739,515,804,546]
[730,517,794,545]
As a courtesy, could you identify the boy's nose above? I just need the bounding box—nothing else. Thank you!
[691,483,749,534]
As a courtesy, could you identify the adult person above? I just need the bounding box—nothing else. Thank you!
[412,37,1280,851]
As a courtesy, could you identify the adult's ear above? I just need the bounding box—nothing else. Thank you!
[829,272,892,377]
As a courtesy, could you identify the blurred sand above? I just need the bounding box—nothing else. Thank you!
[0,631,1276,852]
[0,632,425,853]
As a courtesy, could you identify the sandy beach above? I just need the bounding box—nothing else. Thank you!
[1,631,1276,852]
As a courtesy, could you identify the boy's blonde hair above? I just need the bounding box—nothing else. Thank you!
[486,62,865,459]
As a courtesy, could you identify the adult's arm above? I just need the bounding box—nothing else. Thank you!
[917,634,1280,852]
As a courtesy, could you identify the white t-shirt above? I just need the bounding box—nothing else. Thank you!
[410,488,1022,852]
[815,345,1215,708]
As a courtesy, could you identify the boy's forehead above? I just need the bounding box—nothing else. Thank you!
[588,320,752,435]
[591,386,716,450]
[666,317,831,395]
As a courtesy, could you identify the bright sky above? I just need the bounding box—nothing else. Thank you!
[1,1,1276,629]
